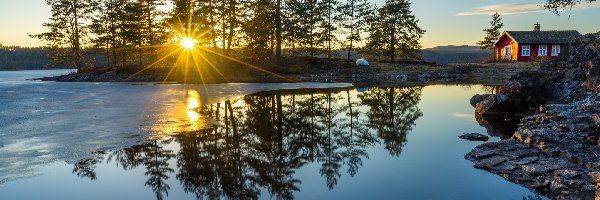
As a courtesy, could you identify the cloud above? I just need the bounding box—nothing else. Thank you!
[457,2,600,16]
[451,112,475,121]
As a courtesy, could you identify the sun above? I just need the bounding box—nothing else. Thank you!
[180,37,196,49]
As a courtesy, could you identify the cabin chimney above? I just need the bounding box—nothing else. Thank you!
[534,22,540,32]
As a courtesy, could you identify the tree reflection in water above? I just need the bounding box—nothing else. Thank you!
[72,87,423,200]
[359,87,423,156]
[105,140,175,200]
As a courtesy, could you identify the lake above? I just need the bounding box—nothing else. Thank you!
[0,70,543,200]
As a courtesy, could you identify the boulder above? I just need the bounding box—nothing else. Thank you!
[458,133,489,141]
[470,94,492,107]
[475,95,513,115]
[466,139,598,199]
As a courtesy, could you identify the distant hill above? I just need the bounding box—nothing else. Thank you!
[423,45,492,64]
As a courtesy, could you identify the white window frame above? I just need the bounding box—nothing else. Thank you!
[551,45,561,56]
[538,45,547,56]
[522,45,531,56]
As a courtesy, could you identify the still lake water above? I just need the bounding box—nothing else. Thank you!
[0,70,543,200]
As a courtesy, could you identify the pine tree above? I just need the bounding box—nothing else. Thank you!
[139,0,167,47]
[30,0,95,71]
[283,0,323,56]
[121,1,146,66]
[89,0,147,68]
[317,0,340,58]
[171,0,238,52]
[209,0,241,55]
[168,0,200,39]
[282,0,305,52]
[224,0,240,53]
[338,0,373,60]
[275,0,283,64]
[476,12,503,50]
[368,0,424,61]
[88,0,124,68]
[242,0,276,59]
[365,12,385,62]
[196,0,218,47]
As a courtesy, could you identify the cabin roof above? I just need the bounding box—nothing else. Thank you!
[499,30,581,45]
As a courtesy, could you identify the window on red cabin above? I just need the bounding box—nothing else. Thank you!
[522,45,531,56]
[539,45,547,56]
[552,45,561,56]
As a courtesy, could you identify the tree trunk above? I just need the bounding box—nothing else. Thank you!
[275,0,283,65]
[146,0,156,63]
[390,27,396,62]
[327,1,332,59]
[73,0,82,72]
[226,0,235,52]
[347,1,354,61]
[110,11,117,69]
[147,1,154,46]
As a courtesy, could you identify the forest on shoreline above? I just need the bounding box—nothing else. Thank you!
[7,0,586,75]
[0,46,58,70]
[30,0,425,76]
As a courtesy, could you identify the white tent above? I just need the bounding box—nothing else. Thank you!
[356,59,369,66]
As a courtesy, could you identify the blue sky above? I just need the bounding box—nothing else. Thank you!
[0,0,598,48]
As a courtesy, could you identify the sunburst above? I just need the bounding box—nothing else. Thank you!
[126,1,295,87]
[180,37,196,50]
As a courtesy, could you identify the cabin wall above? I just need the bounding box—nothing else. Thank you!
[495,35,517,61]
[517,43,562,61]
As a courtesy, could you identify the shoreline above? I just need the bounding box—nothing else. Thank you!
[466,32,600,199]
[34,62,539,87]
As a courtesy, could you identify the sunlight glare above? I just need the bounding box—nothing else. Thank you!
[187,90,200,110]
[186,110,199,122]
[180,37,196,49]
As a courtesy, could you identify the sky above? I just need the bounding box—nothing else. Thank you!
[0,0,599,48]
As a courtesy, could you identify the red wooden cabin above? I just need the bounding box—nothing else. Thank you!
[495,23,581,62]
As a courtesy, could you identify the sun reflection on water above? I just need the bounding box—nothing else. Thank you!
[187,90,200,110]
[146,89,210,139]
[186,110,199,122]
[185,90,204,130]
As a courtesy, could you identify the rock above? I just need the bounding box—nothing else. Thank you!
[510,156,539,165]
[473,155,509,169]
[466,139,599,199]
[470,94,492,107]
[475,95,512,115]
[475,114,520,139]
[465,140,525,161]
[458,133,489,141]
[465,32,600,200]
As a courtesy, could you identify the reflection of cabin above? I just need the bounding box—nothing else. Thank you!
[495,23,581,62]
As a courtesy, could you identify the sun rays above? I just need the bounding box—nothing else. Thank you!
[180,37,197,50]
[118,4,297,107]
[126,25,291,86]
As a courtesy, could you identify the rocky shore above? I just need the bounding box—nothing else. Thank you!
[468,32,600,199]
[38,61,537,86]
[38,69,163,82]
